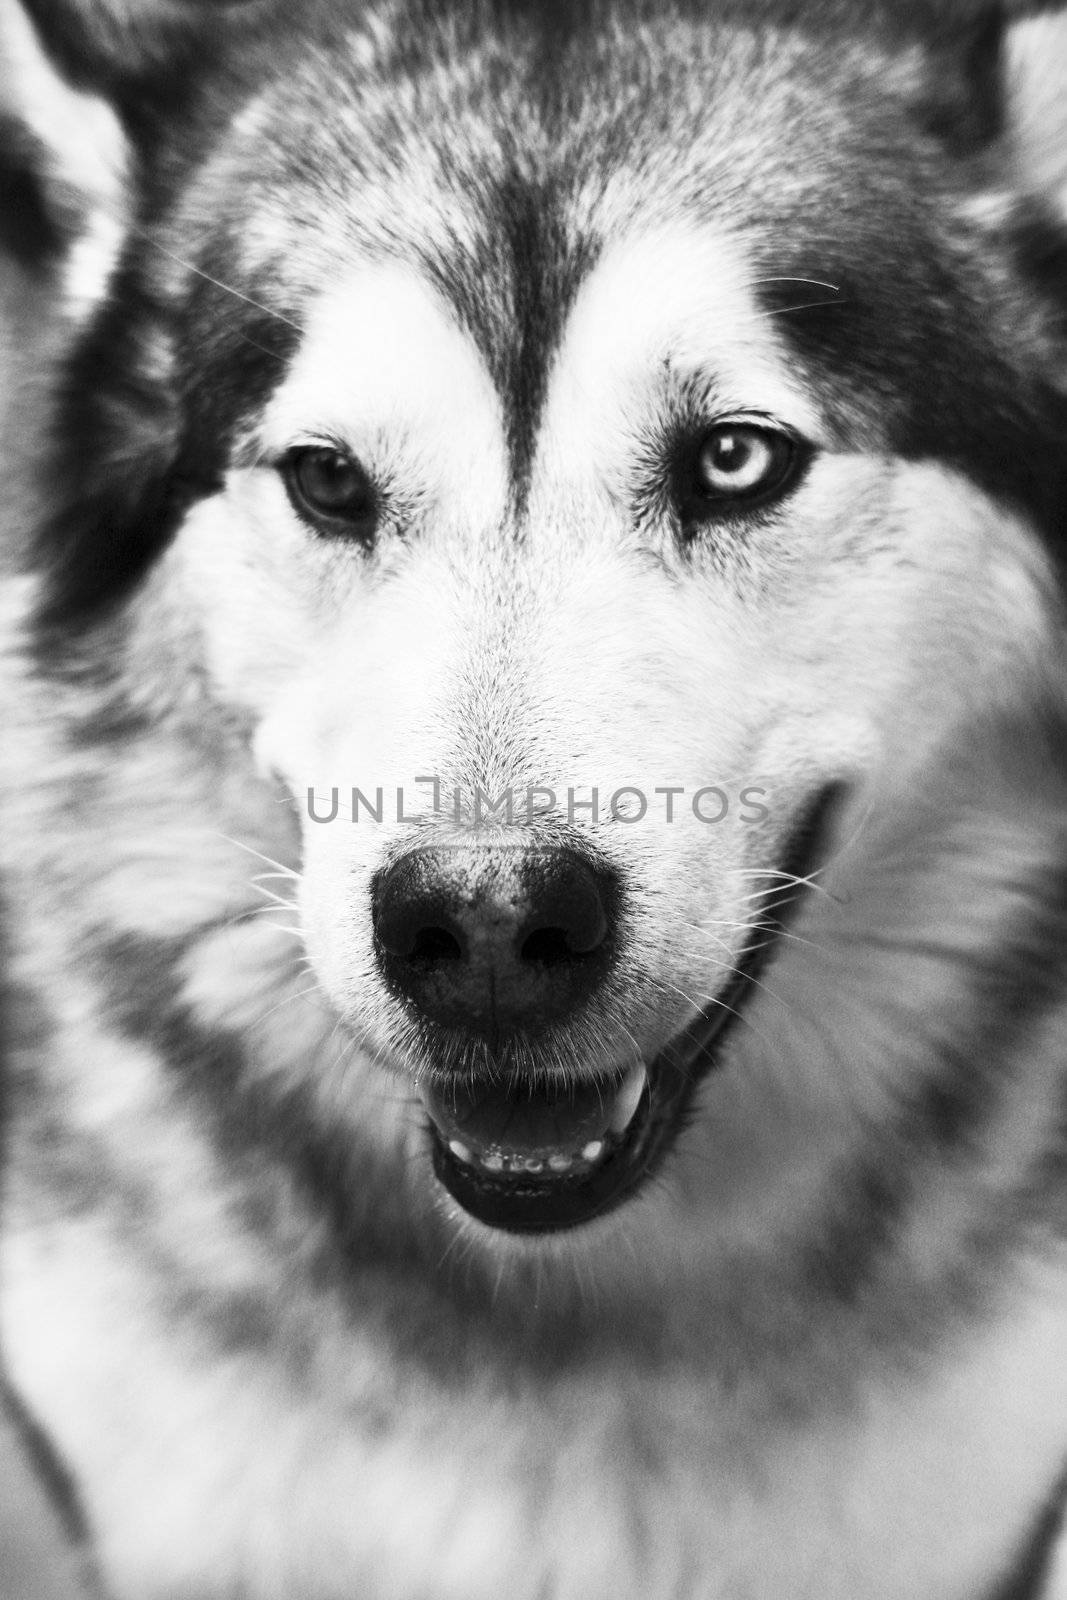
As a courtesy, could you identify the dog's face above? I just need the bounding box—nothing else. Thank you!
[22,3,1067,1255]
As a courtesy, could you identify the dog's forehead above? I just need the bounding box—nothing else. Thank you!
[233,21,847,484]
[180,1,1058,537]
[260,220,821,501]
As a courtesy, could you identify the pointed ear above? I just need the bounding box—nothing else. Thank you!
[899,2,1067,173]
[0,0,269,281]
[0,1,280,629]
[0,0,127,278]
[908,3,1009,150]
[13,0,267,107]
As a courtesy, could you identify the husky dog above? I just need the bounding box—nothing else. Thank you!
[1,1,1066,1596]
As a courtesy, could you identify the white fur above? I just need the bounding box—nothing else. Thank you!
[536,222,826,485]
[4,1201,1065,1600]
[2,8,1066,1594]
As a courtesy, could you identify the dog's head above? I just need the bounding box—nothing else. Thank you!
[7,0,1067,1261]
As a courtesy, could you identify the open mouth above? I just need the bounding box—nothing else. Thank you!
[421,787,841,1234]
[420,956,756,1234]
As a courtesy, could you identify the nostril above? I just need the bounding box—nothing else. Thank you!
[374,869,462,961]
[520,926,574,966]
[410,925,464,963]
[521,873,608,961]
[520,919,606,965]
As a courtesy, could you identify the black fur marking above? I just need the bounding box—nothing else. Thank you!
[0,117,67,271]
[495,171,592,493]
[985,1465,1067,1600]
[913,855,1067,1149]
[911,4,1006,151]
[0,1374,106,1598]
[1010,204,1067,341]
[424,168,598,499]
[32,261,186,630]
[88,929,426,1292]
[804,842,1067,1306]
[33,242,299,634]
[757,253,1066,558]
[178,245,301,457]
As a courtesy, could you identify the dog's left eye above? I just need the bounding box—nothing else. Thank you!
[281,446,379,540]
[687,421,800,510]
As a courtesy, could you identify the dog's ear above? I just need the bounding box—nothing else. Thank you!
[0,0,126,278]
[13,0,263,103]
[902,3,1009,150]
[902,4,1067,373]
[0,0,281,634]
[0,0,271,278]
[903,2,1067,197]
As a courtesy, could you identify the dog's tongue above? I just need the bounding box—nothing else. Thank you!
[419,1063,646,1170]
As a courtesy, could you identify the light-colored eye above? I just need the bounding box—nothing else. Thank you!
[281,446,379,541]
[693,422,798,503]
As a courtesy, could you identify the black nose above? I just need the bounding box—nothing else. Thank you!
[372,845,618,1038]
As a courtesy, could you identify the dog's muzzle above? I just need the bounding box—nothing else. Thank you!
[371,797,837,1235]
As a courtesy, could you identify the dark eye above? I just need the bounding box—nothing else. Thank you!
[684,421,802,514]
[282,446,378,540]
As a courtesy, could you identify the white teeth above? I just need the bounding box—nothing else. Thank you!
[444,1141,611,1174]
[427,1063,648,1178]
[608,1059,648,1135]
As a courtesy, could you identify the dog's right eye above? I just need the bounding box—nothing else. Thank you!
[671,418,808,533]
[281,447,379,542]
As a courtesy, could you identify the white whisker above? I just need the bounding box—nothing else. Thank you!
[749,275,841,292]
[127,225,301,332]
[221,835,301,878]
